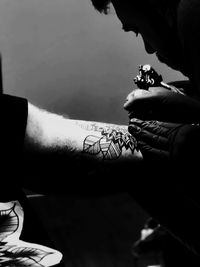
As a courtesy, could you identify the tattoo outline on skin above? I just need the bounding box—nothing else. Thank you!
[75,120,128,134]
[83,129,138,160]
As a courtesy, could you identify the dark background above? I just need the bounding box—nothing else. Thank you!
[0,0,186,265]
[29,193,150,267]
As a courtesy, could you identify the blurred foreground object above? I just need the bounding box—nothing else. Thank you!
[132,218,200,267]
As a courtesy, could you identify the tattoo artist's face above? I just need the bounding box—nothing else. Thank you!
[111,1,184,73]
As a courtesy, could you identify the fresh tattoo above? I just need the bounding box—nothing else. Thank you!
[83,128,137,160]
[75,120,128,134]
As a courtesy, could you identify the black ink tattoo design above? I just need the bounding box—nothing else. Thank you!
[0,201,62,267]
[75,121,128,134]
[83,129,137,160]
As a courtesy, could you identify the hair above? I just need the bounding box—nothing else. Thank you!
[90,0,112,14]
[90,0,180,15]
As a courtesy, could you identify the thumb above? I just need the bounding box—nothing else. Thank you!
[124,89,157,111]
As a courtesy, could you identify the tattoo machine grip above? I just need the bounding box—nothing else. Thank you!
[134,64,185,95]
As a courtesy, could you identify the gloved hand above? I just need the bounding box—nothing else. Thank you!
[128,118,200,164]
[124,87,200,124]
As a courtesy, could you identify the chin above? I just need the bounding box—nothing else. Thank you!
[155,52,188,76]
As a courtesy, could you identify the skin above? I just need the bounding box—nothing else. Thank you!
[22,103,142,194]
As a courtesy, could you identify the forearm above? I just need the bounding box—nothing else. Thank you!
[23,103,142,193]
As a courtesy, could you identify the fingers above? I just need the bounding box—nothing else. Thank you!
[124,87,169,111]
[130,118,182,135]
[124,89,164,121]
[128,119,183,154]
[124,87,185,122]
[148,87,170,94]
[128,123,169,151]
[124,89,151,111]
[138,141,170,161]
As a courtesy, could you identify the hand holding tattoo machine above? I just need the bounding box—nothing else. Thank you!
[134,64,185,95]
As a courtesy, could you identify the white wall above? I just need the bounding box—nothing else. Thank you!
[0,0,185,124]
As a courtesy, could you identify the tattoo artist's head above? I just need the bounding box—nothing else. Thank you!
[90,0,187,76]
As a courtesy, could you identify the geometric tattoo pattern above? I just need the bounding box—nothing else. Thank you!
[0,201,62,267]
[83,129,138,160]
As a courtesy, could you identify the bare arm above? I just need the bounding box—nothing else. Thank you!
[22,103,142,193]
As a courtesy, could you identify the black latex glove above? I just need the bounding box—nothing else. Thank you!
[128,118,200,164]
[124,87,200,124]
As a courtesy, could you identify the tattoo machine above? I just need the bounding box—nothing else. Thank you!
[133,64,185,95]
